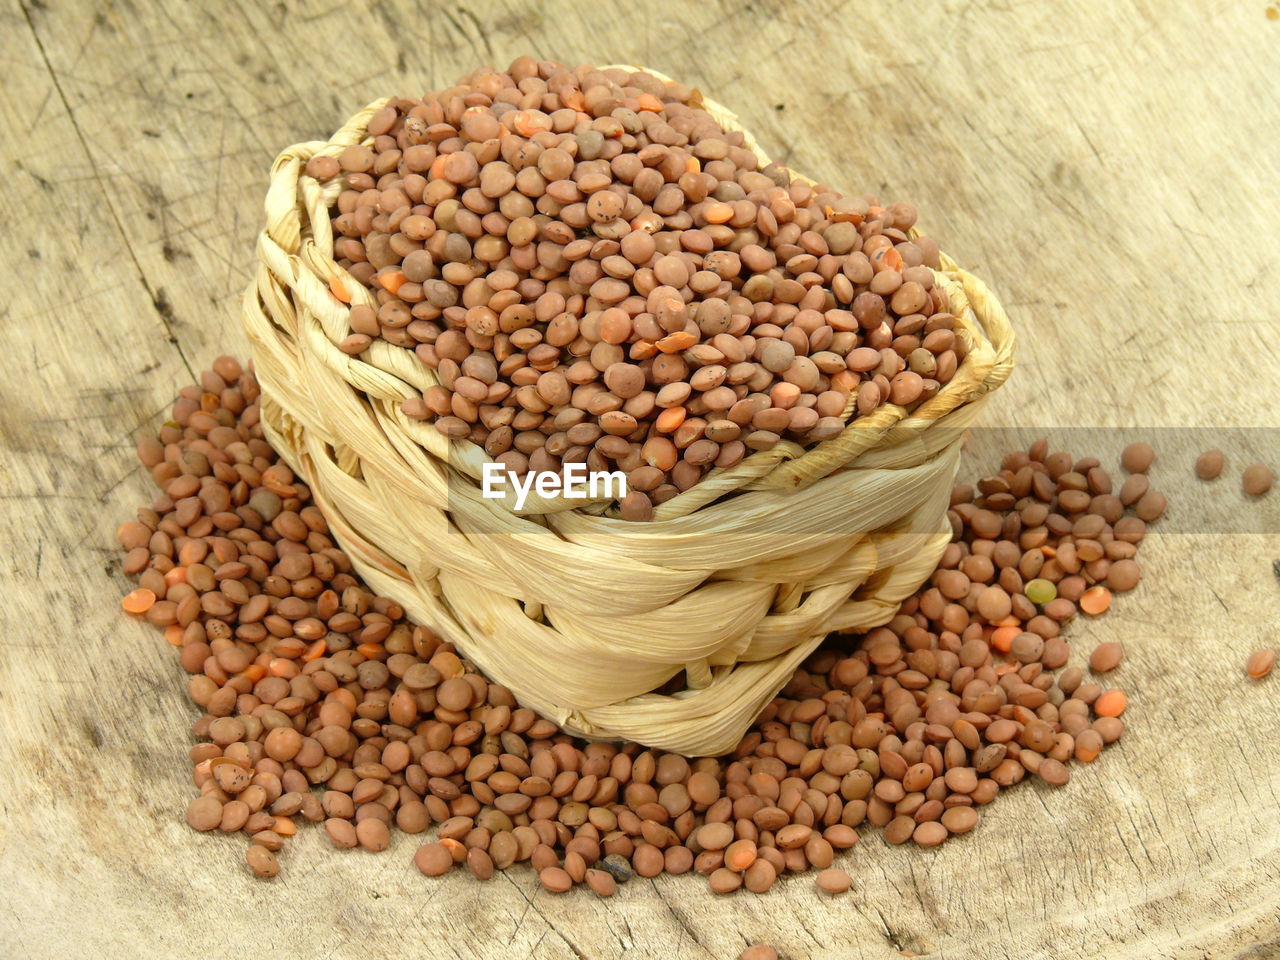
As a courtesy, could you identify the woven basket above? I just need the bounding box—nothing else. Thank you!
[242,66,1015,756]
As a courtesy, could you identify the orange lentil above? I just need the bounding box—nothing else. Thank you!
[655,406,687,433]
[273,816,297,836]
[122,588,157,614]
[301,639,327,661]
[824,204,862,224]
[379,269,407,295]
[1079,586,1112,615]
[1095,689,1127,718]
[329,275,351,303]
[440,837,467,863]
[357,642,385,660]
[243,664,267,683]
[991,626,1021,653]
[635,93,664,112]
[630,340,658,360]
[703,202,734,224]
[724,838,757,872]
[513,112,550,136]
[1246,649,1275,679]
[656,331,697,354]
[164,625,184,647]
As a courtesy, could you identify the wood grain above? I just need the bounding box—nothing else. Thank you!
[1,1,1278,957]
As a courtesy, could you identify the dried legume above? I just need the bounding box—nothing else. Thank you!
[816,868,851,894]
[246,844,280,878]
[1195,449,1224,480]
[1121,442,1154,473]
[1246,649,1275,679]
[1243,464,1274,496]
[1089,642,1123,673]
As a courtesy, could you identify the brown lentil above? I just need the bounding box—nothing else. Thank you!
[1243,464,1274,496]
[187,795,223,832]
[1089,642,1124,673]
[709,868,743,894]
[940,806,978,835]
[1195,449,1225,480]
[1121,442,1154,473]
[414,842,453,876]
[246,844,280,878]
[586,868,617,897]
[743,858,777,893]
[539,866,574,893]
[816,868,852,894]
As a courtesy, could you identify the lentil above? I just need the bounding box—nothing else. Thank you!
[1195,449,1224,480]
[1079,587,1112,616]
[1246,649,1275,679]
[1121,442,1154,473]
[816,868,852,893]
[539,867,574,893]
[1089,642,1123,673]
[414,843,453,876]
[246,844,280,878]
[1095,690,1128,717]
[1024,578,1056,604]
[1243,464,1274,496]
[586,868,617,896]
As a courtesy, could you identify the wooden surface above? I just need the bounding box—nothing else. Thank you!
[2,1,1279,958]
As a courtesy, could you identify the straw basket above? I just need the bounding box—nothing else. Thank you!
[242,66,1014,756]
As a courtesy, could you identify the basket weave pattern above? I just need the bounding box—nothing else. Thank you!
[242,70,1015,756]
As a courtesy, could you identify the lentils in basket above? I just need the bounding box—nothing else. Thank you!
[119,357,1159,891]
[309,58,962,519]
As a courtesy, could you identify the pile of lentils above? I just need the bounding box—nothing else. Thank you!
[118,358,1157,891]
[307,58,960,520]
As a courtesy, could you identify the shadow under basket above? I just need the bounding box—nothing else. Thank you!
[241,66,1015,757]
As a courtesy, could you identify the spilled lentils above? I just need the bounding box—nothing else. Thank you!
[119,359,1153,891]
[310,58,962,520]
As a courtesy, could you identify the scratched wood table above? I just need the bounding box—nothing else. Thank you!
[3,1,1280,957]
